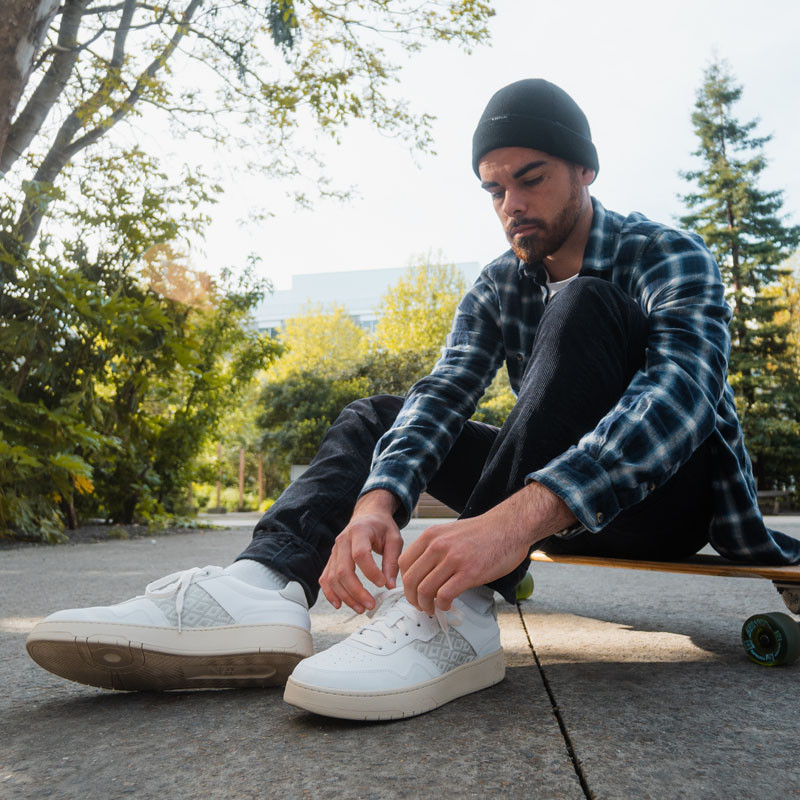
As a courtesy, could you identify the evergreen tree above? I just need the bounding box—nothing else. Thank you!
[680,58,800,488]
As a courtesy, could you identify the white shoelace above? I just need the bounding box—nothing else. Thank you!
[145,566,223,633]
[354,589,463,650]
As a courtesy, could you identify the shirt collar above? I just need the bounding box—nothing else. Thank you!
[516,196,616,281]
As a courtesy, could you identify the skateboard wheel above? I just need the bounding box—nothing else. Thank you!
[516,572,534,601]
[741,612,800,666]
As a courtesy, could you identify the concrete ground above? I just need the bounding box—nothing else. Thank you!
[2,515,799,799]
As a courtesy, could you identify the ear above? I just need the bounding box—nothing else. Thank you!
[580,166,596,186]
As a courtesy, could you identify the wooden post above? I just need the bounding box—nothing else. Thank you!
[216,442,222,509]
[257,454,264,507]
[239,448,245,509]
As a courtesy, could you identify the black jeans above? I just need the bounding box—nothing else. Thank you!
[238,277,713,605]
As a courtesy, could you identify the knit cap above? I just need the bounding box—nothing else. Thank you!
[472,79,598,177]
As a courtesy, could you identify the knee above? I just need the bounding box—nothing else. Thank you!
[551,276,619,307]
[341,395,405,428]
[343,395,402,414]
[545,277,646,334]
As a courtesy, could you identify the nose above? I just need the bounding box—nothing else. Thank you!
[501,186,526,219]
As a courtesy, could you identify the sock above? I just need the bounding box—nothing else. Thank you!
[457,585,495,615]
[225,559,289,590]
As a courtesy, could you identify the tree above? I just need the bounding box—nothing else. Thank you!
[258,371,370,488]
[0,0,60,161]
[0,148,279,537]
[0,1,493,539]
[373,255,468,358]
[271,303,367,380]
[1,0,494,244]
[679,58,800,488]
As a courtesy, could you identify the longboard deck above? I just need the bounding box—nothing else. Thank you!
[529,551,800,583]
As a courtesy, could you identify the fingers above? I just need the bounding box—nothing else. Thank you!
[414,562,458,615]
[322,540,376,614]
[400,526,455,614]
[351,533,387,590]
[319,515,403,613]
[380,530,403,589]
[320,570,365,613]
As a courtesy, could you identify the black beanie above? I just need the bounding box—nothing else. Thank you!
[472,79,598,177]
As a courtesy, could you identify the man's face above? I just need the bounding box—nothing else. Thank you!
[478,147,590,264]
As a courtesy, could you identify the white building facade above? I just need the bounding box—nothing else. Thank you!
[253,262,482,337]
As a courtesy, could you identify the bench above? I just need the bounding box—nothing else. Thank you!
[412,492,458,519]
[758,489,793,515]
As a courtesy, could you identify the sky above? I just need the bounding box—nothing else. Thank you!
[181,0,800,291]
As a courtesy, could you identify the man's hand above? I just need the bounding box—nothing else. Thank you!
[319,489,404,614]
[399,483,575,614]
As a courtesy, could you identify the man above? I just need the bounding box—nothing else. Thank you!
[27,79,800,721]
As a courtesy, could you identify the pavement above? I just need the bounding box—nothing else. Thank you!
[2,514,800,799]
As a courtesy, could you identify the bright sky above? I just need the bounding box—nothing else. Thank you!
[188,0,800,291]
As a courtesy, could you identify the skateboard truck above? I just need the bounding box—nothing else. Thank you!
[775,582,800,614]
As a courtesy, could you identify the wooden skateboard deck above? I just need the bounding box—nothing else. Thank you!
[528,550,800,584]
[523,551,800,666]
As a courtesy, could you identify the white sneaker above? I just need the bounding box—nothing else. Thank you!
[284,589,504,720]
[26,566,313,691]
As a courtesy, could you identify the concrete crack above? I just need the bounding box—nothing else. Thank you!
[516,603,595,800]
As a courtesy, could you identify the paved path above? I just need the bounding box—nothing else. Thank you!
[2,517,799,799]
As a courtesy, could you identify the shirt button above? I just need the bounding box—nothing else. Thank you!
[596,512,604,524]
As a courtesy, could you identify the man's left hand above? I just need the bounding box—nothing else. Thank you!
[398,482,575,614]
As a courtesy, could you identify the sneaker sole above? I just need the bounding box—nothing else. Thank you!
[283,649,505,720]
[26,622,313,691]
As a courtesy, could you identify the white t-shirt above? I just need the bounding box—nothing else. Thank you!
[541,272,580,303]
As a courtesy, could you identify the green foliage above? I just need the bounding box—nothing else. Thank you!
[2,0,495,240]
[472,370,515,427]
[0,0,496,538]
[258,371,370,487]
[0,152,279,538]
[680,58,800,488]
[254,256,517,498]
[353,349,435,397]
[373,255,467,355]
[272,303,366,380]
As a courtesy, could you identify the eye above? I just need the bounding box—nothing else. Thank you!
[523,176,544,187]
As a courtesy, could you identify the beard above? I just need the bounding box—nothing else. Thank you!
[508,172,583,265]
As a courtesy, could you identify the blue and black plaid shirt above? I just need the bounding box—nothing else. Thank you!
[361,198,800,564]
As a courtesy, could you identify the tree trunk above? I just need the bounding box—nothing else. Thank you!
[1,0,88,177]
[0,0,60,174]
[215,441,222,509]
[238,448,245,510]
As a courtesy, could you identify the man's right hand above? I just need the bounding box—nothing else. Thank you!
[319,489,404,614]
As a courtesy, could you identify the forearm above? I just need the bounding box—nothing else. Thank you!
[398,481,576,613]
[485,481,576,549]
[351,488,401,519]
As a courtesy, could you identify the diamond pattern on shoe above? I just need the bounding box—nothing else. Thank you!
[151,584,235,628]
[412,628,476,673]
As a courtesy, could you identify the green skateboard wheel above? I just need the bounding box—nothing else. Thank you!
[741,612,800,666]
[516,571,534,601]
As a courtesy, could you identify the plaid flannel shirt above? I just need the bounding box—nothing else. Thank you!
[361,198,800,564]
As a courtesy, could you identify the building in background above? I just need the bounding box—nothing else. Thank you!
[253,262,482,336]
